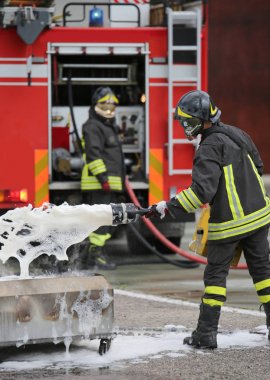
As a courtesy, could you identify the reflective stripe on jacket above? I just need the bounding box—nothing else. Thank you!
[81,110,125,191]
[173,123,270,241]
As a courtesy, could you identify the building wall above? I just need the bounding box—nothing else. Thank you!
[208,0,270,172]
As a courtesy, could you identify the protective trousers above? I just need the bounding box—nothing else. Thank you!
[203,226,270,307]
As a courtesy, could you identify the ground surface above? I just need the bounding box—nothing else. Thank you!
[0,262,269,380]
[0,220,269,379]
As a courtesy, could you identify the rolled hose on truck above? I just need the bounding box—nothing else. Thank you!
[125,178,248,270]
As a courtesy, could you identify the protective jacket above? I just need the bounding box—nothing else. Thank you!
[168,122,270,241]
[81,110,125,191]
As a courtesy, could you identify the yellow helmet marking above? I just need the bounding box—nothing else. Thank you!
[210,102,217,115]
[97,94,119,104]
[177,106,192,118]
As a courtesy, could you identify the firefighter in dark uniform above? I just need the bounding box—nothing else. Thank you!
[147,90,270,348]
[81,87,125,270]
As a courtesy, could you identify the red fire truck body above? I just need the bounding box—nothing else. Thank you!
[0,3,207,219]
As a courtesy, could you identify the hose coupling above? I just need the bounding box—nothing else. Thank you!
[110,203,142,225]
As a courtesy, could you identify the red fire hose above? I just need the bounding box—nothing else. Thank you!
[125,178,248,270]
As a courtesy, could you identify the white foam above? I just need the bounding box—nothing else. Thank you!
[71,289,113,337]
[0,327,268,371]
[0,203,113,278]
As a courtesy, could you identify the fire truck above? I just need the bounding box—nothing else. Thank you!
[0,0,208,251]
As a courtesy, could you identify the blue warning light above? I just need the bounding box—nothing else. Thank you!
[89,6,104,27]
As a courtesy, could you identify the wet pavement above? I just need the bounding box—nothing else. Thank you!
[0,287,269,380]
[103,261,258,310]
[0,220,269,379]
[103,219,260,310]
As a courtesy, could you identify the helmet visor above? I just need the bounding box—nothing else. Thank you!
[179,117,203,139]
[95,102,116,119]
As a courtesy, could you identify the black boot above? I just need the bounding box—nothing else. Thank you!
[87,245,116,270]
[183,303,221,349]
[262,302,270,340]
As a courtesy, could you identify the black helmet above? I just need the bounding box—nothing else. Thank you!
[174,90,221,139]
[92,87,119,119]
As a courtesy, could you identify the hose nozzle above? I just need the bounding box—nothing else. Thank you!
[110,203,148,225]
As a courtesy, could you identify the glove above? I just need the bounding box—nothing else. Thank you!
[96,173,110,192]
[146,197,189,219]
[101,181,111,192]
[110,203,148,225]
[145,201,168,219]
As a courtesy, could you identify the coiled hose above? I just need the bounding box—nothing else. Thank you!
[125,178,248,270]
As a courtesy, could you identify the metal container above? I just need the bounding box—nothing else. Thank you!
[0,274,114,353]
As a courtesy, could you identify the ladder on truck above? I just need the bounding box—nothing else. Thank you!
[167,8,202,175]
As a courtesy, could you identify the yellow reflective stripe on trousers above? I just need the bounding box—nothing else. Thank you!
[208,203,270,240]
[88,159,107,175]
[255,279,270,291]
[258,295,270,304]
[205,286,226,296]
[224,164,244,220]
[202,298,224,307]
[89,233,111,247]
[176,188,202,212]
[247,154,269,205]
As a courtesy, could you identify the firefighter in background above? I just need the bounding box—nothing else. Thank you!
[81,87,125,270]
[146,90,270,349]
